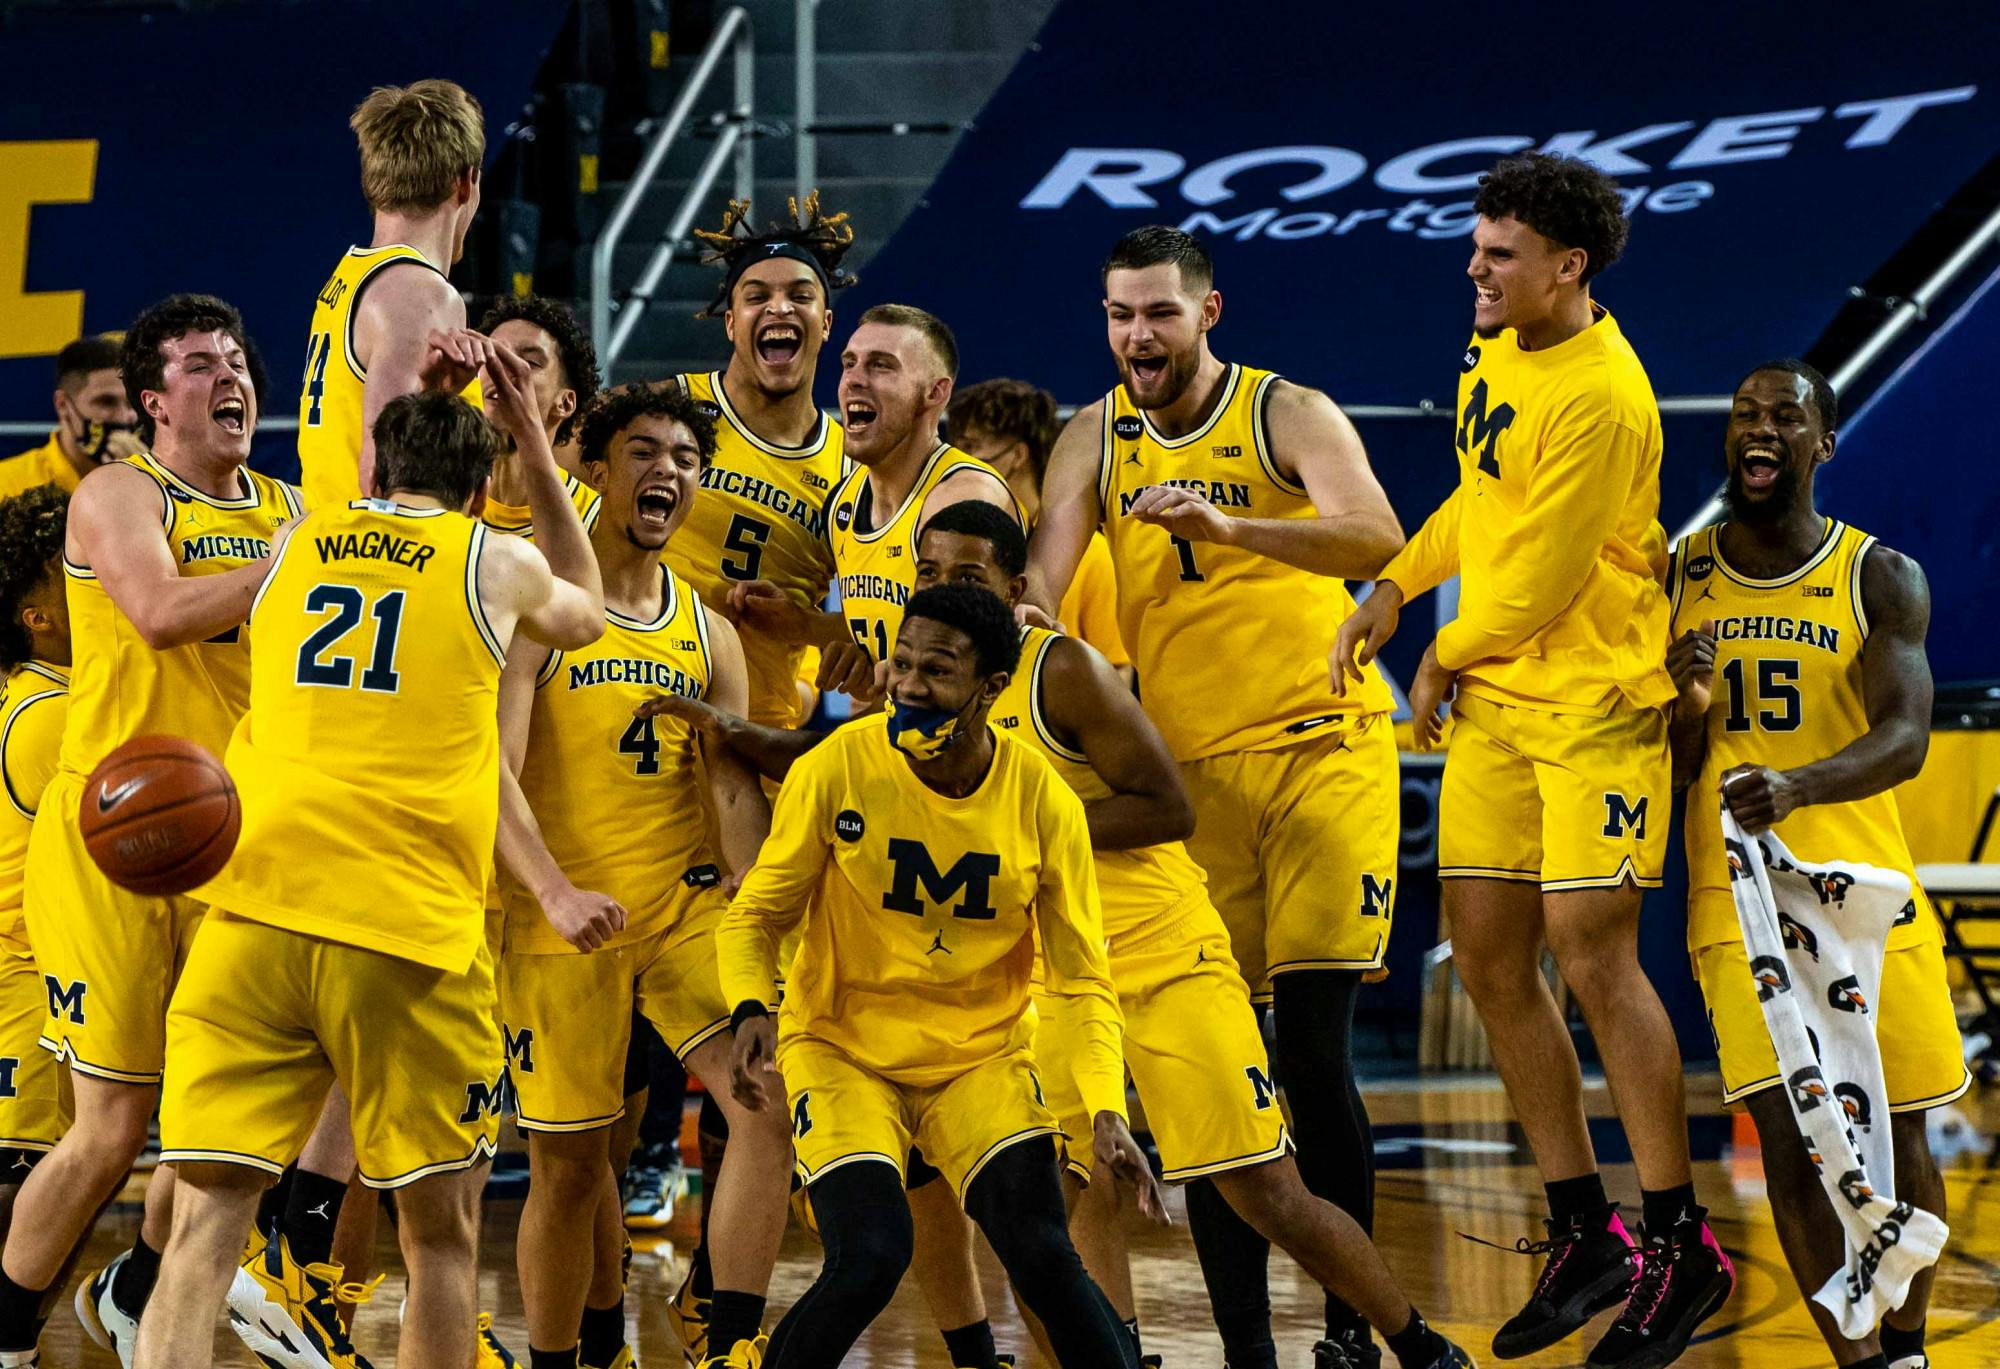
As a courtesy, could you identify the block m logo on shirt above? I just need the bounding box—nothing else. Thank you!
[882,838,1001,922]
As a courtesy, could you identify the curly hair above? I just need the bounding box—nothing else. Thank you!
[477,294,602,445]
[695,190,858,318]
[122,294,249,444]
[577,383,718,469]
[946,378,1060,482]
[902,582,1023,679]
[1474,154,1630,282]
[0,485,70,670]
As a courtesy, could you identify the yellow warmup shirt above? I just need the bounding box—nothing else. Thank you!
[718,714,1125,1116]
[200,500,503,972]
[993,627,1205,938]
[60,454,301,776]
[478,472,603,538]
[1057,532,1127,668]
[1099,363,1392,761]
[502,568,716,954]
[1671,519,1935,952]
[0,662,67,951]
[664,371,846,729]
[297,245,482,511]
[827,445,1019,664]
[1383,309,1672,715]
[0,435,80,500]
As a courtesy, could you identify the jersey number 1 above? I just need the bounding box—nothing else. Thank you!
[295,585,405,693]
[1170,533,1205,582]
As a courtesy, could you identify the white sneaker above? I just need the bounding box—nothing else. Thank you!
[1888,1357,1929,1369]
[74,1252,139,1369]
[0,1350,37,1367]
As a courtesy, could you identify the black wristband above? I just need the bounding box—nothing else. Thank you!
[730,999,771,1031]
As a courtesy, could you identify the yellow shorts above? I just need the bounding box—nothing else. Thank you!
[499,894,733,1132]
[160,913,504,1188]
[780,1035,1057,1199]
[25,774,204,1082]
[1042,899,1288,1184]
[0,948,70,1154]
[1693,931,1969,1112]
[1441,694,1668,891]
[1181,715,1398,995]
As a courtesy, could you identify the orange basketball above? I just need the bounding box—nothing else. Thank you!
[79,735,240,896]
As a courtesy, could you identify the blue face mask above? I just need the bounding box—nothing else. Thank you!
[885,694,970,761]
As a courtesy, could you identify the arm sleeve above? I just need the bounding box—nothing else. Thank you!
[717,756,833,1010]
[1031,780,1127,1120]
[0,692,65,816]
[1379,487,1464,600]
[1435,413,1644,672]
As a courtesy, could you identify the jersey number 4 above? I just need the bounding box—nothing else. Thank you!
[295,585,405,693]
[619,715,662,776]
[302,331,333,428]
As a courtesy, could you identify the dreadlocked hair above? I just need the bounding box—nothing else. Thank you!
[694,190,857,317]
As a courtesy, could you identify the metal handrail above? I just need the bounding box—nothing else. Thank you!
[591,5,754,365]
[795,0,816,207]
[1669,197,2000,543]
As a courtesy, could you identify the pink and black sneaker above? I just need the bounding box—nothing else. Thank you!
[1586,1207,1734,1368]
[1489,1207,1639,1358]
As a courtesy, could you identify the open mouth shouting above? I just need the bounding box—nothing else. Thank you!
[1126,353,1169,388]
[756,323,804,367]
[1736,442,1784,493]
[634,482,678,530]
[843,398,879,440]
[212,396,247,436]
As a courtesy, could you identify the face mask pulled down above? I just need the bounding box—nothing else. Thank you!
[885,694,976,762]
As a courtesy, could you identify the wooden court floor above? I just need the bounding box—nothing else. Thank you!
[39,1074,2000,1367]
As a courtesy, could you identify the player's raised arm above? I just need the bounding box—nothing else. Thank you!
[69,464,283,649]
[1022,400,1107,617]
[481,337,603,616]
[480,529,602,651]
[354,265,471,497]
[695,608,773,879]
[1039,635,1193,850]
[636,691,824,783]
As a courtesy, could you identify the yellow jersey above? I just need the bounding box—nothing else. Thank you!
[662,371,845,729]
[1382,309,1673,716]
[0,434,80,500]
[297,245,482,511]
[1670,519,1936,952]
[502,568,717,954]
[1058,532,1127,668]
[718,714,1124,1116]
[200,500,504,972]
[478,472,603,538]
[0,661,67,951]
[992,628,1206,941]
[827,443,1019,664]
[1098,363,1393,761]
[60,454,301,777]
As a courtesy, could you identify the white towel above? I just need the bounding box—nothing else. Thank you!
[1721,806,1948,1337]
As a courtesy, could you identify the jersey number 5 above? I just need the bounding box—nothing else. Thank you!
[720,513,772,580]
[295,585,405,693]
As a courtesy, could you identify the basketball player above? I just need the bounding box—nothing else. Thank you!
[0,487,73,1240]
[1333,154,1731,1364]
[135,359,603,1369]
[476,294,604,529]
[718,582,1155,1369]
[0,337,139,500]
[945,379,1127,672]
[298,78,486,510]
[1024,226,1404,1368]
[731,305,1017,700]
[1666,360,1959,1369]
[496,384,792,1369]
[0,296,304,1369]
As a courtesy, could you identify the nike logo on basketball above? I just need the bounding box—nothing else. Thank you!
[95,780,141,813]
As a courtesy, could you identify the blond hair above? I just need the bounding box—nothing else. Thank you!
[350,79,485,214]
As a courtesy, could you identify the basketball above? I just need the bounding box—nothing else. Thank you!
[79,734,240,896]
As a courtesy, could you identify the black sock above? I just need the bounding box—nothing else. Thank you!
[1123,1316,1143,1361]
[707,1288,766,1354]
[1382,1307,1447,1367]
[1546,1173,1612,1227]
[283,1169,349,1267]
[1640,1182,1698,1236]
[0,1267,49,1350]
[1880,1320,1924,1362]
[109,1235,162,1320]
[528,1347,579,1369]
[941,1318,999,1368]
[1186,1175,1276,1369]
[578,1302,623,1366]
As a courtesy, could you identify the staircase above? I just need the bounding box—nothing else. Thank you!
[597,0,1056,385]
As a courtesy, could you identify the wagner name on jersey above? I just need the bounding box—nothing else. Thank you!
[200,500,502,973]
[1670,518,1935,953]
[1098,363,1392,762]
[663,371,846,730]
[297,246,482,512]
[826,444,1020,666]
[61,454,301,777]
[501,568,717,954]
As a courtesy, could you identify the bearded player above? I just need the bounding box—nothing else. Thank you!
[1025,226,1403,1368]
